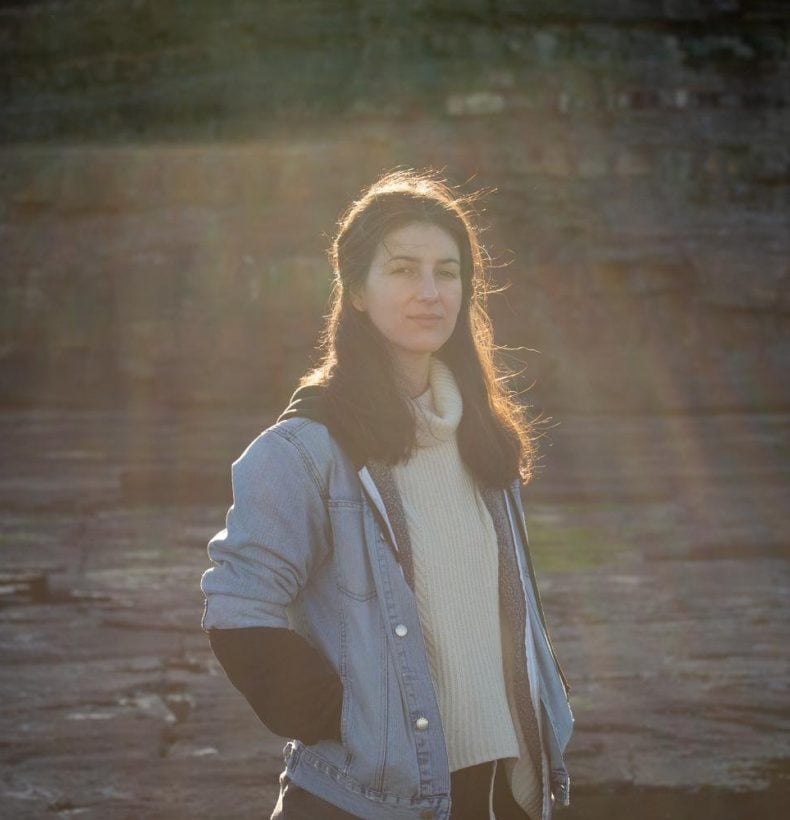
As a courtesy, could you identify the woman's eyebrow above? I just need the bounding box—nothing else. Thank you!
[386,254,461,265]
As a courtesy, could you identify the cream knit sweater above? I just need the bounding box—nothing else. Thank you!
[391,358,521,775]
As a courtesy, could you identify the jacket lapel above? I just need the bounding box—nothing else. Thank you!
[480,486,545,793]
[359,461,416,590]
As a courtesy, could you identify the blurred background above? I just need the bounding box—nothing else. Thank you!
[0,2,788,818]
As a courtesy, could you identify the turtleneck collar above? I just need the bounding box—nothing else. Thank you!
[411,358,463,447]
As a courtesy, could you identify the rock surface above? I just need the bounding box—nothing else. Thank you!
[0,409,788,818]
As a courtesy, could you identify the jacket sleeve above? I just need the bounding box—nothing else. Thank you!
[200,426,341,742]
[208,626,342,744]
[200,425,331,630]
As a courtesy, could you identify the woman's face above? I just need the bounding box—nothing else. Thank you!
[352,222,463,371]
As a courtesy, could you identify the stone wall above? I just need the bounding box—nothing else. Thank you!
[2,1,788,141]
[0,1,787,412]
[0,0,788,140]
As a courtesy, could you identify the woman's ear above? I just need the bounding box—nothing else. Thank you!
[350,287,366,312]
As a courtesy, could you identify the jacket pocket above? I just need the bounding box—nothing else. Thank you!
[328,500,377,601]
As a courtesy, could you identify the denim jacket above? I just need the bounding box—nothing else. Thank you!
[201,416,573,819]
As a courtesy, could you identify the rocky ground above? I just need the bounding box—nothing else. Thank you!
[0,408,788,819]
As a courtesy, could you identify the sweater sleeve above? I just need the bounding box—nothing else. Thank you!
[209,626,343,745]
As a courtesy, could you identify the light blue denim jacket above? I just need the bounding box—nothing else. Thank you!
[201,417,573,819]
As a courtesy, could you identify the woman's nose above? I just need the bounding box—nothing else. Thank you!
[417,271,439,300]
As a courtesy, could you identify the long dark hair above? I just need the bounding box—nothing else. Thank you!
[301,169,535,487]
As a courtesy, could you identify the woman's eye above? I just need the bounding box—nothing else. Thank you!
[439,270,458,279]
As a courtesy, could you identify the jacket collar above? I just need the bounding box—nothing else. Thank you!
[277,382,367,469]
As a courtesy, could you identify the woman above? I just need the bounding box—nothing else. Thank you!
[200,169,573,819]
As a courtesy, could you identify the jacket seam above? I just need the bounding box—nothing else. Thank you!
[270,423,329,500]
[374,619,389,792]
[338,587,354,775]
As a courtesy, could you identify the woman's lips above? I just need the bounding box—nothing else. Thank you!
[409,314,443,323]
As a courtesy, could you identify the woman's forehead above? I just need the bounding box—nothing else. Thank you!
[376,222,461,261]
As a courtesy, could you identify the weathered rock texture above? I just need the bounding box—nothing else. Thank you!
[2,1,789,140]
[0,409,788,818]
[0,1,788,413]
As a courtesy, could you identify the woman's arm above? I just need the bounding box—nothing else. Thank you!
[201,426,330,630]
[200,426,341,742]
[208,626,342,743]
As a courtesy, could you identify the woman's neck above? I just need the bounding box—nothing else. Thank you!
[394,353,431,398]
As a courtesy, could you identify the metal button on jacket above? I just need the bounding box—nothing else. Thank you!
[395,624,408,637]
[415,716,429,731]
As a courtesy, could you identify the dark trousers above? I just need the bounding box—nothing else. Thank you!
[271,759,530,819]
